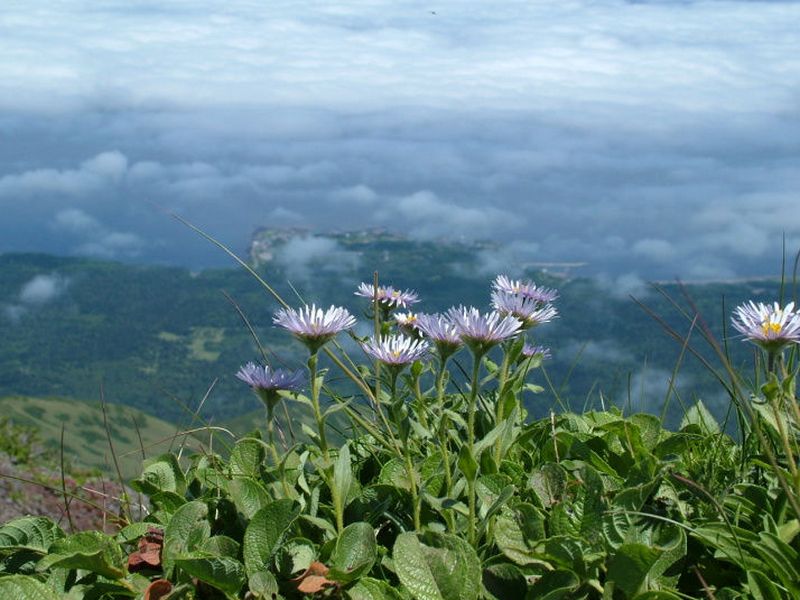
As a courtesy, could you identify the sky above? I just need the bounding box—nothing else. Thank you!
[1,0,799,282]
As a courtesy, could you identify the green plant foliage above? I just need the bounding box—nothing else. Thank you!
[394,532,481,600]
[5,256,800,599]
[0,574,62,600]
[0,517,64,554]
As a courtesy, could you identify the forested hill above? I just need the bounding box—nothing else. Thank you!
[0,238,785,427]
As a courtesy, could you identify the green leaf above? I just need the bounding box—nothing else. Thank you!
[494,503,546,565]
[333,443,354,516]
[0,575,61,600]
[130,452,186,496]
[227,478,271,519]
[115,522,152,545]
[752,531,800,594]
[606,543,661,597]
[277,537,316,578]
[526,569,580,600]
[528,463,567,508]
[248,570,280,599]
[36,531,126,580]
[328,522,377,584]
[458,446,478,483]
[393,531,481,600]
[202,535,240,559]
[243,499,300,575]
[747,570,785,600]
[229,436,266,478]
[482,563,527,600]
[680,400,719,434]
[347,577,406,600]
[0,517,64,554]
[162,500,210,575]
[175,553,246,595]
[380,458,411,491]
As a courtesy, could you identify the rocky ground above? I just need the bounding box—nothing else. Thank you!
[0,452,137,532]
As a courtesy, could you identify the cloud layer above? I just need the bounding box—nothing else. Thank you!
[1,1,798,278]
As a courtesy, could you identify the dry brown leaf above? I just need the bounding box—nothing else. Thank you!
[128,527,164,572]
[292,561,337,594]
[143,578,172,600]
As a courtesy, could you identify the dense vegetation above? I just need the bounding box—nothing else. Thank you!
[1,257,799,599]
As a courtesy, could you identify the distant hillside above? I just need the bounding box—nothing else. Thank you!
[0,396,199,478]
[0,241,789,429]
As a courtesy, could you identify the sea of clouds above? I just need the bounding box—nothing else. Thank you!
[1,0,799,281]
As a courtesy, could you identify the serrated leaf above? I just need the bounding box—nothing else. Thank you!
[328,522,377,584]
[243,499,300,575]
[528,463,566,507]
[494,503,546,565]
[228,478,271,519]
[380,458,411,490]
[36,531,125,580]
[201,535,240,559]
[116,522,152,545]
[248,570,280,600]
[347,576,406,600]
[175,553,246,595]
[393,531,481,600]
[131,453,186,496]
[0,575,61,599]
[277,537,316,578]
[0,517,64,554]
[162,500,210,575]
[230,437,266,478]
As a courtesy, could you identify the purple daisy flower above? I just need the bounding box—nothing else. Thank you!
[236,362,305,408]
[361,334,429,367]
[493,275,559,304]
[446,305,523,355]
[355,282,420,309]
[732,301,800,351]
[273,304,356,352]
[491,291,558,329]
[522,344,551,360]
[416,312,463,358]
[236,362,306,391]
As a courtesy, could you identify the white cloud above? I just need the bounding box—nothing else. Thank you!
[385,190,518,240]
[18,273,69,305]
[3,273,70,322]
[274,235,361,282]
[0,151,127,197]
[0,1,798,280]
[51,207,145,259]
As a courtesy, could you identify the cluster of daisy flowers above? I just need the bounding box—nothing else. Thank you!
[237,274,557,396]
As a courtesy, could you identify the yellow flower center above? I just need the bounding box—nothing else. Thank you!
[762,322,782,336]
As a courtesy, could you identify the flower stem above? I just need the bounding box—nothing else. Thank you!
[435,357,456,532]
[467,352,483,546]
[308,352,328,457]
[493,345,512,466]
[390,371,421,531]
